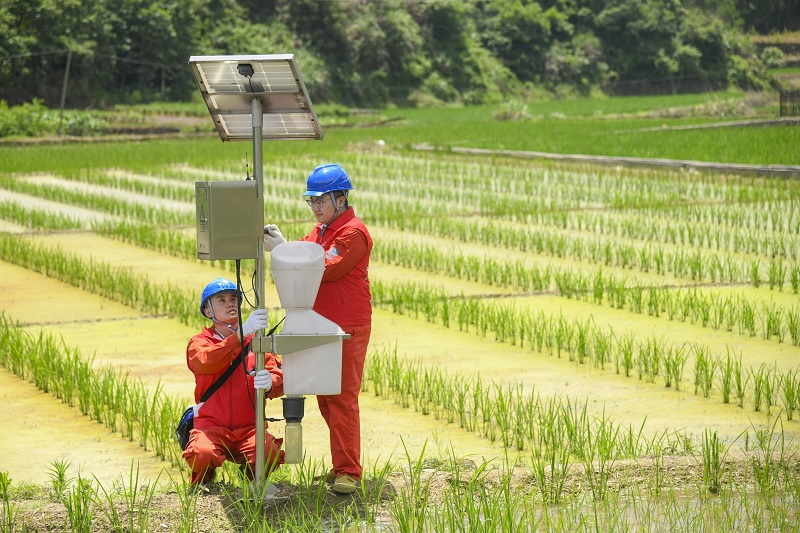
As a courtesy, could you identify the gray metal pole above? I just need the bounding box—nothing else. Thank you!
[251,97,267,486]
[58,49,72,135]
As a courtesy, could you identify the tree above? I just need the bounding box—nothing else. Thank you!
[593,0,682,88]
[275,0,351,102]
[345,2,430,105]
[0,0,780,108]
[735,0,800,32]
[0,0,200,106]
[112,0,199,102]
[474,0,553,83]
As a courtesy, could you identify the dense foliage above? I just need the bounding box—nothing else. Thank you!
[0,0,789,108]
[0,99,106,137]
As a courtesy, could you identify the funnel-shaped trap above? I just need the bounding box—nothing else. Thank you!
[270,241,344,395]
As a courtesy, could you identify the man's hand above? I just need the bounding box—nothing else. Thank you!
[251,369,273,392]
[264,224,286,252]
[242,308,268,336]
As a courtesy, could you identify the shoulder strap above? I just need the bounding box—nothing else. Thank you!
[198,343,247,404]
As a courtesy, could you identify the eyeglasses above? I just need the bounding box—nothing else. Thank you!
[305,197,329,208]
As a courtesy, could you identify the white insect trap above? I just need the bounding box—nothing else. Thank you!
[270,241,344,395]
[269,240,347,464]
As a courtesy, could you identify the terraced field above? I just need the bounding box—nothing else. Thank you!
[2,140,799,530]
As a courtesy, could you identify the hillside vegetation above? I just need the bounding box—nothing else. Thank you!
[0,0,792,109]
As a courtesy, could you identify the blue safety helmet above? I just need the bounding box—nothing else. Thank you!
[199,278,239,316]
[303,163,353,197]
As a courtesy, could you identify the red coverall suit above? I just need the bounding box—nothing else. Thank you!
[183,327,285,485]
[301,207,372,480]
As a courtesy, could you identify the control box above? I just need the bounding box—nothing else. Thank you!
[195,180,262,260]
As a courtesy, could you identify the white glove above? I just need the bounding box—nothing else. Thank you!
[264,224,286,252]
[242,308,268,336]
[251,369,273,392]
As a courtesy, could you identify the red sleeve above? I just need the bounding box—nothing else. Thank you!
[187,332,243,374]
[265,353,284,399]
[321,228,368,282]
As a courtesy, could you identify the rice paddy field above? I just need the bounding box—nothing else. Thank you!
[1,95,800,531]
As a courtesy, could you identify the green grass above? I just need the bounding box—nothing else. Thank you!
[380,112,799,165]
[2,91,798,172]
[772,66,800,75]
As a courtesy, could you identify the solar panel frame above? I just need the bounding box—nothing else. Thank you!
[188,54,323,141]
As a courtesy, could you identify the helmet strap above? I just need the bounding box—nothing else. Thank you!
[204,302,238,337]
[213,322,238,339]
[324,191,344,227]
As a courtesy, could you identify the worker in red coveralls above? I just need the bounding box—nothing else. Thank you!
[264,163,372,494]
[183,278,285,489]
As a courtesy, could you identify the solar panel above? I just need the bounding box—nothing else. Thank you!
[189,54,324,141]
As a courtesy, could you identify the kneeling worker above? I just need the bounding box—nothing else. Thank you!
[182,277,285,487]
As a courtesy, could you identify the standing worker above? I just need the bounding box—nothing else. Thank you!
[183,277,285,489]
[264,163,373,494]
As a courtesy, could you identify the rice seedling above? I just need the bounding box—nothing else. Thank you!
[554,314,573,359]
[648,445,665,497]
[693,345,708,396]
[696,353,715,400]
[732,354,749,409]
[768,259,786,291]
[763,365,779,416]
[750,259,761,288]
[530,412,572,504]
[358,459,395,528]
[0,200,86,230]
[573,317,593,365]
[0,472,17,532]
[751,365,767,413]
[737,296,757,337]
[664,343,689,391]
[167,471,200,533]
[699,428,727,495]
[619,331,636,378]
[47,459,74,502]
[583,410,620,501]
[780,369,797,421]
[562,398,591,461]
[648,335,667,384]
[787,306,800,346]
[229,470,287,531]
[763,302,785,343]
[62,474,96,532]
[718,349,736,404]
[750,417,787,494]
[120,460,160,532]
[629,285,645,314]
[389,439,433,533]
[592,325,613,370]
[790,265,800,294]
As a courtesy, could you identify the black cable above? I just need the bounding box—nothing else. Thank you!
[238,263,258,308]
[235,258,287,420]
[244,316,285,415]
[235,259,248,386]
[251,268,260,308]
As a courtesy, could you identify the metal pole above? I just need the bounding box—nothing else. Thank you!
[58,49,72,135]
[251,97,267,485]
